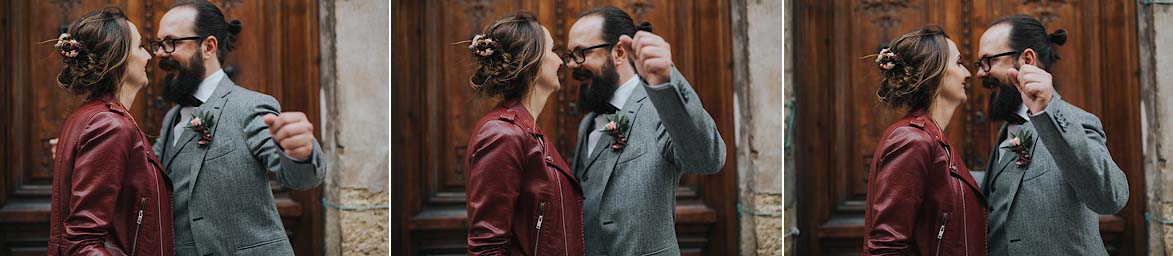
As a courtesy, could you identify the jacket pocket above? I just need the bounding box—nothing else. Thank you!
[934,212,949,256]
[234,237,290,254]
[534,201,547,255]
[130,197,147,256]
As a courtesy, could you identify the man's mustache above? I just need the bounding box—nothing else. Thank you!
[159,58,182,71]
[572,68,594,81]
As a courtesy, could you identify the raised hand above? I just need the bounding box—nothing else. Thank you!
[1008,64,1054,114]
[618,31,673,85]
[263,112,315,161]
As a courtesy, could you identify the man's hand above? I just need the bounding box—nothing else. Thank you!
[619,31,673,85]
[263,112,315,161]
[1008,64,1055,114]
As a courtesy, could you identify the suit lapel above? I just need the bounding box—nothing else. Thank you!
[574,113,596,178]
[167,79,235,178]
[984,122,1009,194]
[1002,121,1040,214]
[591,86,647,194]
[583,120,614,171]
[161,106,181,168]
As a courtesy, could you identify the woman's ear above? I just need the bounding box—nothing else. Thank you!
[1020,48,1037,66]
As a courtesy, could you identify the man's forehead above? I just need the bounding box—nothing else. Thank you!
[979,24,1012,55]
[568,16,604,48]
[158,7,197,37]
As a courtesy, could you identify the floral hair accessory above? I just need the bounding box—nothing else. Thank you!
[875,47,902,70]
[53,33,87,59]
[468,34,500,57]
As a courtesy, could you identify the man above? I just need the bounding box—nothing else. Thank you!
[566,6,726,255]
[978,14,1128,255]
[151,1,326,255]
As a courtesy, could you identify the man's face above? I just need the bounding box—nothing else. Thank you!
[978,24,1023,121]
[156,7,206,103]
[568,16,620,114]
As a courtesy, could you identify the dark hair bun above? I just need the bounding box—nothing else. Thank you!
[637,21,653,33]
[228,20,243,35]
[1049,29,1067,46]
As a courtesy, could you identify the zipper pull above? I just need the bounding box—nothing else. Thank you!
[937,213,949,239]
[536,203,546,230]
[136,198,147,224]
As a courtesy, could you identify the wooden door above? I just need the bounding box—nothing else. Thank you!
[0,1,323,255]
[794,0,1144,255]
[392,0,737,255]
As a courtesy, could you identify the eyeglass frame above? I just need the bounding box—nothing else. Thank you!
[149,36,204,54]
[974,51,1020,73]
[562,43,612,65]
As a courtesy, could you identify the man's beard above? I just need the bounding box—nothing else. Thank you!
[985,75,1024,122]
[574,60,620,114]
[160,51,207,104]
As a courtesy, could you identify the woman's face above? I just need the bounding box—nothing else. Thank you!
[124,22,152,89]
[534,26,563,91]
[937,39,971,105]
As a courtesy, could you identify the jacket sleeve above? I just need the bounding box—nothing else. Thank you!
[1030,95,1129,214]
[864,127,933,255]
[464,121,526,256]
[244,95,327,190]
[643,67,727,174]
[63,112,132,256]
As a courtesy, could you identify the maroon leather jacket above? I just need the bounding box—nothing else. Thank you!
[863,110,988,256]
[48,96,174,256]
[464,100,584,256]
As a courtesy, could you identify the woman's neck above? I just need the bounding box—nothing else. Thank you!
[116,83,141,110]
[521,85,554,122]
[928,98,959,131]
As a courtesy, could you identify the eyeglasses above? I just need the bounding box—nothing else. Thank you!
[148,36,204,54]
[974,51,1020,72]
[561,43,612,65]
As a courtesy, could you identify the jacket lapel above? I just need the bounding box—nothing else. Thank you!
[984,122,1009,194]
[161,106,181,168]
[590,85,647,194]
[574,112,595,178]
[166,79,235,176]
[1002,121,1040,215]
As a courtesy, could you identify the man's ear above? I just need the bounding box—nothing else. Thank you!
[203,36,219,57]
[611,45,627,65]
[1020,48,1037,66]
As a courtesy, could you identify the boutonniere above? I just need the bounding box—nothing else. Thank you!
[187,111,215,147]
[604,114,631,151]
[1001,129,1034,167]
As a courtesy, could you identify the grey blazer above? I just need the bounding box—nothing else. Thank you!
[982,94,1128,256]
[153,78,326,256]
[573,68,726,256]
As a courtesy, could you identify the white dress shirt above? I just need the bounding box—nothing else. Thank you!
[587,76,642,156]
[172,69,226,146]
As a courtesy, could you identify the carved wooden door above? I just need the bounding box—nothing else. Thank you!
[392,0,738,255]
[0,1,324,255]
[794,0,1144,255]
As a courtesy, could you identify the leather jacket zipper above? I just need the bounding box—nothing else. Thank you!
[131,197,147,256]
[935,212,949,256]
[535,202,546,255]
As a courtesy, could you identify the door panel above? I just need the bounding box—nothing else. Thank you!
[795,0,1143,255]
[392,0,737,255]
[0,1,324,255]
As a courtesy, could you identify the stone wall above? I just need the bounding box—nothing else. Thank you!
[320,0,390,255]
[1139,2,1173,255]
[731,0,785,255]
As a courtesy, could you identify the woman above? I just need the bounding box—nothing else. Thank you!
[863,26,987,256]
[47,7,173,255]
[463,12,584,255]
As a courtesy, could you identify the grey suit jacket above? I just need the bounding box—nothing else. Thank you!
[573,68,726,256]
[153,78,326,255]
[982,94,1128,256]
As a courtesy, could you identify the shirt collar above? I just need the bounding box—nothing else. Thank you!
[1015,103,1029,121]
[193,69,226,102]
[608,76,641,110]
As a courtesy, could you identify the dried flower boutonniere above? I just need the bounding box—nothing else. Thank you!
[604,114,631,151]
[1001,129,1034,167]
[187,111,215,147]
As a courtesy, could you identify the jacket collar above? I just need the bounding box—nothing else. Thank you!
[91,94,128,115]
[905,108,949,145]
[497,100,543,136]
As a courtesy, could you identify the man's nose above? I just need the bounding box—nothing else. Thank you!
[566,61,581,69]
[154,48,168,57]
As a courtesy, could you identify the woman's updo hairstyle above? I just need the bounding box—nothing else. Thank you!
[468,12,545,101]
[875,25,952,111]
[54,7,133,98]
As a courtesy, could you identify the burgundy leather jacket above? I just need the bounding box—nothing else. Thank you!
[48,96,174,256]
[863,110,988,256]
[464,100,584,256]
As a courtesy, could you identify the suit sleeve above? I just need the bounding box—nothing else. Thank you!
[643,67,727,174]
[1029,96,1129,214]
[464,121,525,256]
[245,95,327,190]
[864,128,933,255]
[62,112,133,255]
